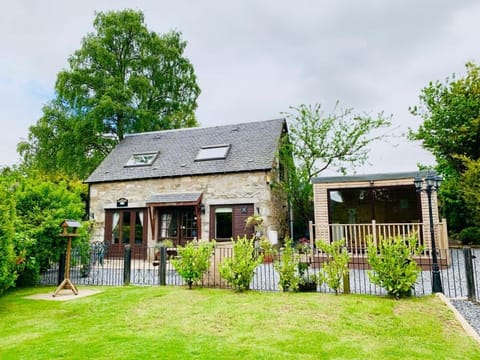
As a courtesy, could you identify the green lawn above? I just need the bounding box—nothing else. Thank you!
[0,286,479,359]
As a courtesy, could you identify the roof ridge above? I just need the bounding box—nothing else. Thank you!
[124,118,285,137]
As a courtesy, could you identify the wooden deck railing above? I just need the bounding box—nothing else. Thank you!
[309,220,449,259]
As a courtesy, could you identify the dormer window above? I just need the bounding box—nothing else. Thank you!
[195,144,230,161]
[125,152,158,167]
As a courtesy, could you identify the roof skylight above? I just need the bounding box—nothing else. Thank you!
[195,144,230,161]
[125,152,158,167]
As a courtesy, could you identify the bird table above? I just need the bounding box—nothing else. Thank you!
[53,220,81,297]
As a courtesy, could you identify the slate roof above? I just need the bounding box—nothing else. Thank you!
[86,118,287,183]
[147,193,202,204]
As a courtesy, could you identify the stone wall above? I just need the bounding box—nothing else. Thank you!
[89,170,287,245]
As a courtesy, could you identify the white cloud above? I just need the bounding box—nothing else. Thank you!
[1,0,478,174]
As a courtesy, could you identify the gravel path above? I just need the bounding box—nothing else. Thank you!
[450,299,480,336]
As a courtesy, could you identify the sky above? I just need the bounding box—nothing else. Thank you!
[1,1,479,175]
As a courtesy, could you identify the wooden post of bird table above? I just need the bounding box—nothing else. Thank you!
[53,220,81,297]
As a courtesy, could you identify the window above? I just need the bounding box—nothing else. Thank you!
[215,207,233,239]
[160,212,177,238]
[195,144,230,161]
[183,211,198,238]
[121,211,131,244]
[210,204,254,241]
[106,209,147,245]
[328,186,420,224]
[125,152,158,167]
[157,207,198,247]
[329,188,372,224]
[373,187,420,223]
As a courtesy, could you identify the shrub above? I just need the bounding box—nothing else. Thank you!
[13,234,40,286]
[13,173,89,284]
[172,240,215,289]
[0,179,17,294]
[316,239,349,295]
[367,234,424,299]
[275,238,299,292]
[219,235,262,291]
[459,227,480,245]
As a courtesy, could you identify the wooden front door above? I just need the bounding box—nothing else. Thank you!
[158,207,198,247]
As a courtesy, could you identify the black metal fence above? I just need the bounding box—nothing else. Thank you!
[39,243,480,300]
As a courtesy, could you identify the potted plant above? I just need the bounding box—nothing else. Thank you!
[259,237,277,263]
[297,262,318,292]
[296,236,311,254]
[153,239,174,266]
[245,214,264,238]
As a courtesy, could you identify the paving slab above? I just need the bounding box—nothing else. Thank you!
[25,288,102,301]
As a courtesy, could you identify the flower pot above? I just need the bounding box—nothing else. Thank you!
[298,282,317,292]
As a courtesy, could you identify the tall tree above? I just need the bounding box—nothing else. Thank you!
[278,103,391,237]
[409,62,480,174]
[18,9,200,179]
[409,62,480,231]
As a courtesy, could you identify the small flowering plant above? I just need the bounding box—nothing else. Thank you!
[296,236,311,254]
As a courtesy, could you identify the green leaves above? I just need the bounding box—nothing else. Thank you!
[316,239,350,295]
[171,240,215,289]
[275,238,300,292]
[219,236,262,291]
[459,157,480,226]
[410,62,480,232]
[19,9,200,179]
[2,169,89,285]
[284,103,392,180]
[410,62,480,174]
[0,176,17,294]
[277,102,391,236]
[367,234,424,299]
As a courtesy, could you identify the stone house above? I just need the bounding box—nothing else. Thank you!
[86,118,288,256]
[311,171,449,262]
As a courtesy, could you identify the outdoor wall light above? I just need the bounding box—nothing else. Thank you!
[200,203,205,214]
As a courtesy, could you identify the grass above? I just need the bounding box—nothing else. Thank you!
[0,286,479,359]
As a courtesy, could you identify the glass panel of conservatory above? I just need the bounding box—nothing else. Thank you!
[328,188,372,224]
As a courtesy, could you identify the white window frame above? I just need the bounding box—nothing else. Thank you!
[125,152,158,167]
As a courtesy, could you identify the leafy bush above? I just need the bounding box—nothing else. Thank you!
[275,238,300,292]
[0,178,17,294]
[316,239,349,295]
[460,156,480,227]
[6,171,90,285]
[219,236,262,291]
[459,227,480,245]
[13,234,40,286]
[172,240,215,289]
[367,234,424,299]
[0,167,90,289]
